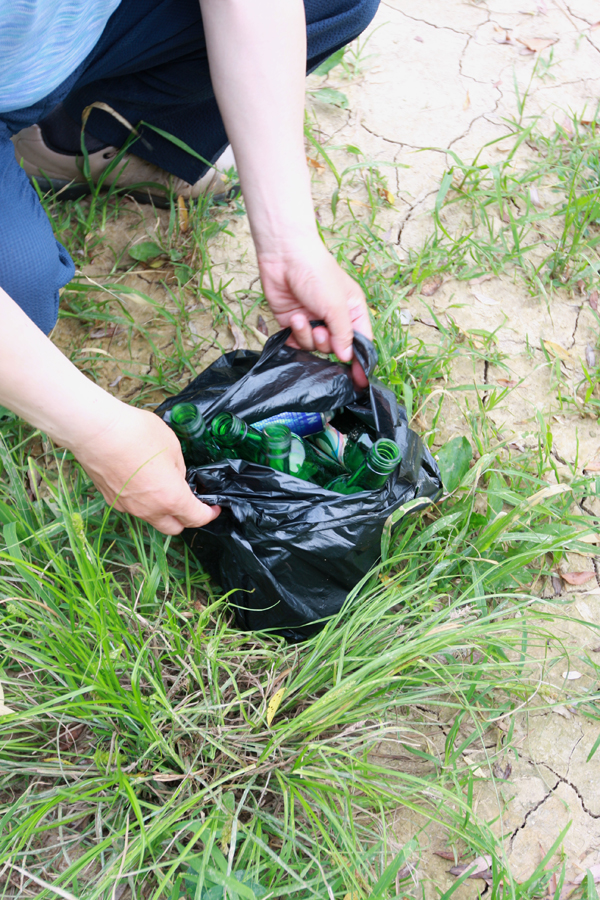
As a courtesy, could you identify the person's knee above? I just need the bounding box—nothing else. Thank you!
[0,234,74,334]
[340,0,380,35]
[305,0,380,59]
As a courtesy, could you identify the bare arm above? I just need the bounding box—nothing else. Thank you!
[199,0,372,382]
[0,287,220,534]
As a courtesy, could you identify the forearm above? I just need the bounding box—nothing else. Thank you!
[199,0,317,253]
[0,287,120,450]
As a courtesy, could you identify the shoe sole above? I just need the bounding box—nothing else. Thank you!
[30,175,240,208]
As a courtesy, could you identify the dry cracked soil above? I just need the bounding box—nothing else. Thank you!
[50,0,600,894]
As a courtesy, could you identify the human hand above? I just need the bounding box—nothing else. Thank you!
[70,403,221,535]
[257,238,372,388]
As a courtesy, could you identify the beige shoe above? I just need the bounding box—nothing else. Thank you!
[12,124,237,206]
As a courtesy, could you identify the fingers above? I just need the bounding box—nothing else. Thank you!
[290,313,315,351]
[351,357,369,390]
[151,514,187,535]
[325,300,354,364]
[312,325,332,354]
[348,288,373,342]
[151,502,221,536]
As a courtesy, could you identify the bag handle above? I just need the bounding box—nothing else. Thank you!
[262,320,378,379]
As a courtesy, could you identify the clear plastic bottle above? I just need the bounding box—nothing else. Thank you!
[211,412,264,464]
[326,439,401,494]
[169,403,220,465]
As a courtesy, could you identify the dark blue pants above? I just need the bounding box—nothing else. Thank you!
[0,0,379,334]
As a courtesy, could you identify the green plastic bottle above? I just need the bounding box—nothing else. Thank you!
[326,439,401,494]
[262,423,292,474]
[211,412,264,464]
[169,403,221,465]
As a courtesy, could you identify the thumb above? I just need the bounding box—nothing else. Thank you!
[176,486,222,529]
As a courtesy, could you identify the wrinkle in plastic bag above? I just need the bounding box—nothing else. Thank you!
[157,327,442,641]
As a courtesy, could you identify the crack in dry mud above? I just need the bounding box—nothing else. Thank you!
[380,2,475,38]
[569,303,583,349]
[509,778,559,849]
[540,761,600,820]
[396,189,439,246]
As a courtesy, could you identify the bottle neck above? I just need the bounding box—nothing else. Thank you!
[212,412,248,446]
[262,424,292,473]
[170,403,208,441]
[347,439,400,490]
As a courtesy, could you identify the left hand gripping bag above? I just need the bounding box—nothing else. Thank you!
[157,328,442,641]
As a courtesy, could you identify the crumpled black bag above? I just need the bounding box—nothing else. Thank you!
[156,327,442,641]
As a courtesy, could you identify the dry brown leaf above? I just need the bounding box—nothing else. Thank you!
[378,187,395,205]
[589,289,598,310]
[449,855,493,883]
[493,27,512,43]
[497,378,517,387]
[542,339,572,362]
[0,682,14,716]
[177,195,189,233]
[26,469,41,501]
[472,291,499,306]
[562,670,583,680]
[469,273,494,286]
[525,483,571,507]
[529,185,543,208]
[228,316,248,351]
[560,867,600,900]
[435,851,461,861]
[80,347,113,357]
[266,687,285,727]
[256,315,269,336]
[247,325,268,346]
[81,101,139,136]
[89,324,124,339]
[517,36,557,52]
[463,91,471,111]
[58,722,87,751]
[583,458,600,472]
[560,571,596,585]
[492,761,512,780]
[306,156,325,173]
[421,276,443,296]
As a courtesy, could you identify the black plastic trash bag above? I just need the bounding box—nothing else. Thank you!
[157,327,442,641]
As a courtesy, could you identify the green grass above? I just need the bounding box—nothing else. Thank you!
[2,404,600,898]
[3,54,600,898]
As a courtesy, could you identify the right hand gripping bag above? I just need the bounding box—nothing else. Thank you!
[157,327,442,641]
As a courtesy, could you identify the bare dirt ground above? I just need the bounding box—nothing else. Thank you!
[51,0,600,894]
